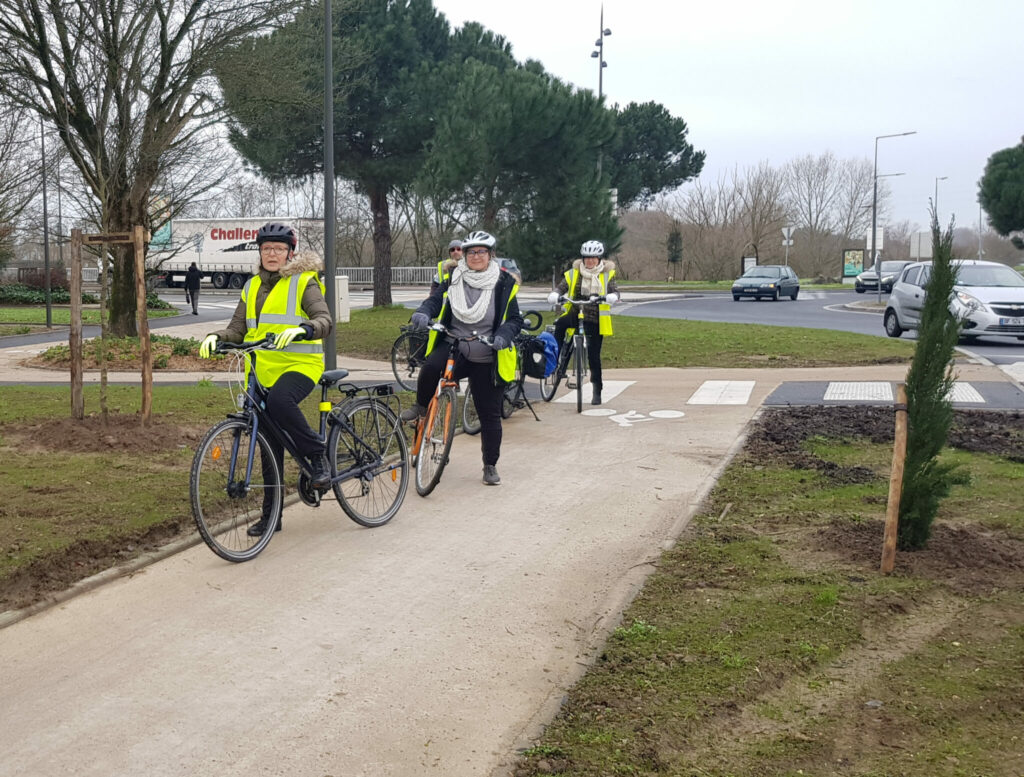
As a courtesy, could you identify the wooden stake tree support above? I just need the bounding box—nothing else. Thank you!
[69,229,84,420]
[80,227,152,426]
[881,384,909,574]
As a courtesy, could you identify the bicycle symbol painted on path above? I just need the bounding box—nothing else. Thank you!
[582,408,686,427]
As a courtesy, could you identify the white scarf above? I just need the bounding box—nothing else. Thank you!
[579,260,606,297]
[448,258,500,324]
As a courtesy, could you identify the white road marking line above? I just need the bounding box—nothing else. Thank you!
[949,382,985,403]
[824,382,893,401]
[553,379,634,403]
[687,380,755,405]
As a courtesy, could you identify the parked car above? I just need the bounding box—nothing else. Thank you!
[883,259,1024,341]
[854,260,912,293]
[731,265,800,301]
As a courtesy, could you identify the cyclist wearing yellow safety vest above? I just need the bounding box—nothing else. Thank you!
[429,239,462,294]
[198,222,334,536]
[547,240,620,406]
[401,230,523,486]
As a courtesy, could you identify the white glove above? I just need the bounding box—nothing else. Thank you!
[199,334,218,359]
[606,292,619,305]
[275,327,307,349]
[546,291,559,305]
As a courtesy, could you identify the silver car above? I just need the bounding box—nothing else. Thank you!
[883,260,1024,341]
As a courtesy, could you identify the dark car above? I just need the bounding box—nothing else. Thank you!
[854,260,912,294]
[731,265,800,301]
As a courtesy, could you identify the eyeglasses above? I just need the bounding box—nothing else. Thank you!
[466,248,490,257]
[449,247,462,253]
[260,245,289,256]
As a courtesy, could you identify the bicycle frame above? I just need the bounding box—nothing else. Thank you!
[410,325,482,457]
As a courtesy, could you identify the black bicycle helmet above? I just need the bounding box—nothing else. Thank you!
[255,222,298,249]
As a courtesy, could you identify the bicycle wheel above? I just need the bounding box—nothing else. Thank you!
[462,385,481,435]
[415,387,457,496]
[329,399,409,527]
[190,419,282,562]
[522,310,543,332]
[574,336,585,413]
[539,340,570,401]
[391,330,427,392]
[501,381,517,418]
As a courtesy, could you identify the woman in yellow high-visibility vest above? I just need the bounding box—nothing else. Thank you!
[547,240,620,406]
[198,222,334,536]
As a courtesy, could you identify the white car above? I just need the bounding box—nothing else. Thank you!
[883,260,1024,341]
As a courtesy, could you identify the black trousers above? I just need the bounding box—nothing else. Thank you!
[416,347,504,466]
[553,316,603,391]
[186,287,199,314]
[260,371,324,518]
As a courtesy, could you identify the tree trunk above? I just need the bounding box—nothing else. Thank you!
[370,186,393,307]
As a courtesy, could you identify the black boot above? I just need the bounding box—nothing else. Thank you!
[310,454,331,488]
[247,514,282,537]
[592,387,602,405]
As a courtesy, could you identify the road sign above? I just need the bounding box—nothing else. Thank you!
[782,239,793,247]
[781,226,795,239]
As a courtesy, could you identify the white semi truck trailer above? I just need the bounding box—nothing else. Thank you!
[150,217,324,289]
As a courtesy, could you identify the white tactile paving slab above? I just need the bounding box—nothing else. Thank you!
[553,379,634,404]
[687,380,755,405]
[824,382,893,401]
[949,382,985,403]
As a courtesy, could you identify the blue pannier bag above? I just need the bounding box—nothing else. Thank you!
[538,331,558,377]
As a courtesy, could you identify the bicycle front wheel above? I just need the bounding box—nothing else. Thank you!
[501,381,517,418]
[415,387,457,496]
[391,330,427,392]
[462,385,481,435]
[575,337,585,413]
[190,419,282,562]
[329,399,409,527]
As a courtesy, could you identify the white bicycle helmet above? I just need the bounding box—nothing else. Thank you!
[581,240,605,257]
[462,230,497,251]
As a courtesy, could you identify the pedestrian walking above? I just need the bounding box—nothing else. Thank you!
[185,262,202,315]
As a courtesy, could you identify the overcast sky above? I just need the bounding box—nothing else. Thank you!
[432,0,1023,234]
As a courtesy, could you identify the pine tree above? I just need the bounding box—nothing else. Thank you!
[898,209,968,549]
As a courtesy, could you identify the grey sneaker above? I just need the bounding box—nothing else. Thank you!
[482,465,501,486]
[400,403,426,422]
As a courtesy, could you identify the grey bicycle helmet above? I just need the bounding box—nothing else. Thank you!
[581,240,605,257]
[462,230,497,251]
[256,222,298,249]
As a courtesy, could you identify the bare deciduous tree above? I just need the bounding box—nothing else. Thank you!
[0,0,299,335]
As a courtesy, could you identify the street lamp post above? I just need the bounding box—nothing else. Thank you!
[590,4,610,176]
[39,116,52,327]
[871,131,916,305]
[933,175,947,221]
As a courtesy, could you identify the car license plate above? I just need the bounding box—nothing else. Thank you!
[999,317,1024,326]
[743,287,758,293]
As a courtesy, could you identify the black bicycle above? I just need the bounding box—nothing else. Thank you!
[539,295,605,413]
[190,336,410,562]
[390,324,430,392]
[462,310,543,434]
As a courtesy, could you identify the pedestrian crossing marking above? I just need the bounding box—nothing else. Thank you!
[948,382,984,403]
[553,380,634,404]
[687,380,755,405]
[824,382,893,401]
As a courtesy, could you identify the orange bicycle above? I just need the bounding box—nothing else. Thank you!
[409,324,491,496]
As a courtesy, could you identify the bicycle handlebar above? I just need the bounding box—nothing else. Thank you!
[215,334,278,353]
[560,295,606,305]
[427,322,495,347]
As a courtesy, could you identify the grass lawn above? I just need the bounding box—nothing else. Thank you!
[0,306,177,326]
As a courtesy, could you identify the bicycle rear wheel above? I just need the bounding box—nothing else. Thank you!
[501,381,517,418]
[190,419,282,562]
[415,387,457,496]
[391,330,427,392]
[539,340,570,401]
[462,385,481,435]
[329,399,409,527]
[574,337,585,413]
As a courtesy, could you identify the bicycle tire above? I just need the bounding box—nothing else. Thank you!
[539,340,570,401]
[522,310,543,332]
[462,385,481,435]
[391,330,427,392]
[329,399,409,527]
[190,418,282,562]
[415,387,457,496]
[501,381,517,418]
[575,337,585,413]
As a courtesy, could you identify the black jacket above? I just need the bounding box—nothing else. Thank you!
[185,266,202,291]
[416,265,523,345]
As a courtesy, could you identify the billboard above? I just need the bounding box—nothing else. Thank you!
[843,249,865,277]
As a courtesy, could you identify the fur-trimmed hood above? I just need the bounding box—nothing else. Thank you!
[572,258,616,273]
[279,253,324,277]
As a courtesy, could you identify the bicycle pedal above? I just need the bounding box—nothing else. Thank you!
[566,378,577,389]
